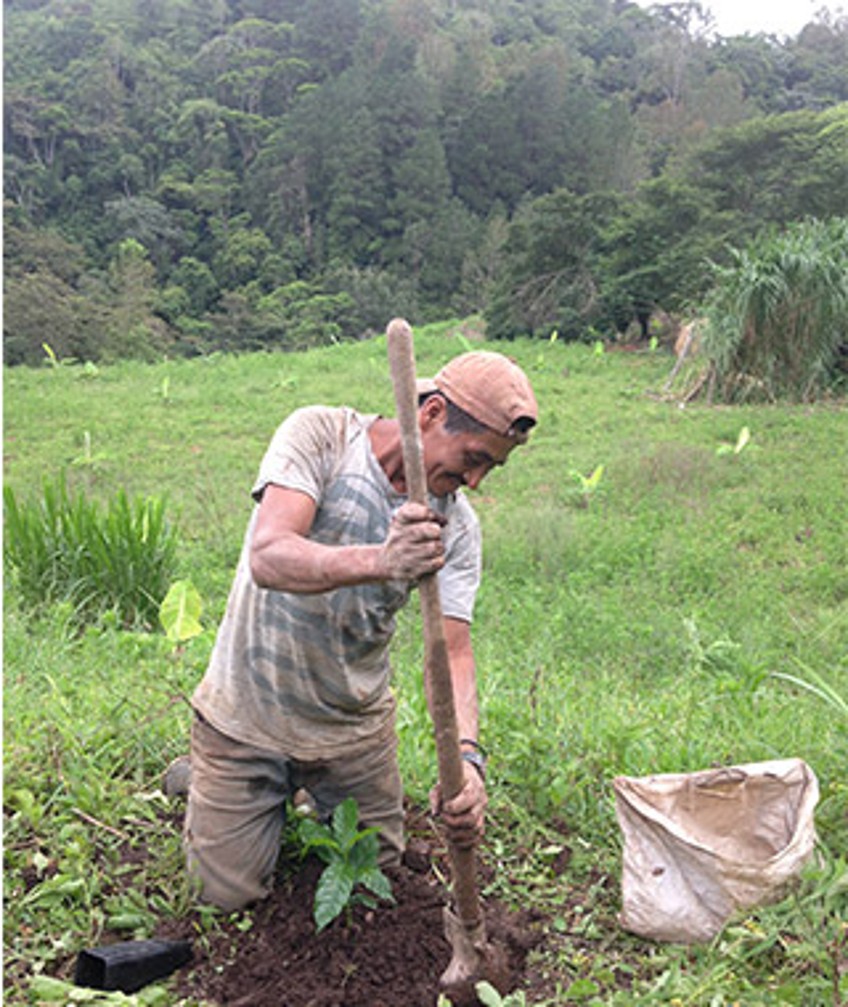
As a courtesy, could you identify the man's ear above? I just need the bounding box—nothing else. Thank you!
[419,393,447,430]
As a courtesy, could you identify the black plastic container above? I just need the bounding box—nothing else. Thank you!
[75,938,193,993]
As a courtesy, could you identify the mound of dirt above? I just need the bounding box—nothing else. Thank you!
[161,811,547,1007]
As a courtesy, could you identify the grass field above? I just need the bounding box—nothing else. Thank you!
[4,323,847,1005]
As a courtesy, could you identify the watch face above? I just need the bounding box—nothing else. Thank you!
[461,751,486,777]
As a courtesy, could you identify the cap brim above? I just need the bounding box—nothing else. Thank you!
[416,377,438,396]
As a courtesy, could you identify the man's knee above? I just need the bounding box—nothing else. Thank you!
[186,840,273,912]
[184,720,290,912]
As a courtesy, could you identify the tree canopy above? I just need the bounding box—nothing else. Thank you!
[4,0,847,364]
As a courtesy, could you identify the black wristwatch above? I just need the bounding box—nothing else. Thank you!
[461,748,487,780]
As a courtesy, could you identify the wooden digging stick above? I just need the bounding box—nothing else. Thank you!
[387,318,506,1002]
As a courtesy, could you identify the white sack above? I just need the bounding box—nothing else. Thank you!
[613,758,819,943]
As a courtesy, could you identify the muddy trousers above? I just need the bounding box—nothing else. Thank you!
[184,713,404,912]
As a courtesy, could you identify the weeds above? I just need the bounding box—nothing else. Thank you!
[770,660,848,717]
[703,217,848,402]
[4,475,177,629]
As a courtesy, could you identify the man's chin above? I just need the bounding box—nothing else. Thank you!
[431,479,461,498]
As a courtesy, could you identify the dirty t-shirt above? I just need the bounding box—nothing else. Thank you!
[191,406,482,760]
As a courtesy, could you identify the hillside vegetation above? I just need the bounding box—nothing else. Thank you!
[4,0,848,364]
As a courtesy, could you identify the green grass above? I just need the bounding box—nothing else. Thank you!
[4,324,847,1005]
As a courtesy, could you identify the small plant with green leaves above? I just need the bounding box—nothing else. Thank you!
[295,797,394,932]
[159,579,204,646]
[71,429,109,469]
[568,463,605,508]
[438,982,536,1007]
[715,425,751,456]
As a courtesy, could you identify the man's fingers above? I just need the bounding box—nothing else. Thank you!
[383,505,447,581]
[430,772,487,848]
[394,502,447,527]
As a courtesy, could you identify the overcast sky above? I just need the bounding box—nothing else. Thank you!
[635,0,838,38]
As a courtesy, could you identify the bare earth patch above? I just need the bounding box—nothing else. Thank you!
[157,807,551,1007]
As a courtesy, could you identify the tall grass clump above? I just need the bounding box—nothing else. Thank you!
[4,475,177,628]
[702,217,848,402]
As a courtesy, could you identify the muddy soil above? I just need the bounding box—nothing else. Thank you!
[159,808,550,1007]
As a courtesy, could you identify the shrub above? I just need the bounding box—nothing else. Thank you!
[3,476,177,629]
[702,217,848,402]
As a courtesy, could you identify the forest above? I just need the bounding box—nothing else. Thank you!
[4,0,848,365]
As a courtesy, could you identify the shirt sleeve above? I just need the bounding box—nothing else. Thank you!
[252,406,345,503]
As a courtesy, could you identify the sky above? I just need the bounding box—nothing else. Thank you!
[702,0,824,37]
[635,0,835,38]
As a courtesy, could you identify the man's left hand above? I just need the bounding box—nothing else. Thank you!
[429,761,487,849]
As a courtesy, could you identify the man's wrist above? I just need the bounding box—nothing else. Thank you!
[460,738,487,780]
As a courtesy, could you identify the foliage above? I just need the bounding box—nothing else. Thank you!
[701,217,848,401]
[3,476,177,629]
[24,973,173,1005]
[3,1,848,361]
[770,661,848,718]
[3,597,205,1000]
[485,189,621,342]
[295,798,395,932]
[159,580,204,644]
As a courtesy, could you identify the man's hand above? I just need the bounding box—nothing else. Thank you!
[429,761,487,849]
[381,502,446,581]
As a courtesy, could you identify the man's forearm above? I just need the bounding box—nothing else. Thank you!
[251,532,388,593]
[433,617,480,743]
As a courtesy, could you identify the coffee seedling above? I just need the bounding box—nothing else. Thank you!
[296,797,394,932]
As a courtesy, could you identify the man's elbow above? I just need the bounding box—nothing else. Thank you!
[249,546,273,589]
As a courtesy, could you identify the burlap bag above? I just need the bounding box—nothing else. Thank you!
[613,758,819,943]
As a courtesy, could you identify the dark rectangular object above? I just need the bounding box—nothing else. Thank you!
[75,938,193,993]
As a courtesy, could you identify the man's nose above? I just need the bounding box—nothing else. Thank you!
[463,465,488,490]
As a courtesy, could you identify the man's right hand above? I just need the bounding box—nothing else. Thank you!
[381,502,446,581]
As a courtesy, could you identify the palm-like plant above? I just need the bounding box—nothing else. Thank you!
[702,217,848,402]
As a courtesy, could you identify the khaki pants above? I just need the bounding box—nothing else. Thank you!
[184,714,404,912]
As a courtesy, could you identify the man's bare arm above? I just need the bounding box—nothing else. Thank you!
[250,484,445,593]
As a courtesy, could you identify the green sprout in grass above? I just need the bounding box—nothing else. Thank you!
[71,429,109,470]
[42,342,60,367]
[568,464,605,508]
[438,982,539,1007]
[296,797,394,932]
[159,579,204,646]
[716,425,751,456]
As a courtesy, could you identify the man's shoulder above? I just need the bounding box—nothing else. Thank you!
[275,405,375,447]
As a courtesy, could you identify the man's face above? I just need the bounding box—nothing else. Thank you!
[421,399,517,498]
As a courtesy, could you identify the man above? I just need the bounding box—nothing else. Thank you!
[183,349,538,911]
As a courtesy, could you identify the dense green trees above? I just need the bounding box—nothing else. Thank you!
[486,105,848,344]
[4,0,847,366]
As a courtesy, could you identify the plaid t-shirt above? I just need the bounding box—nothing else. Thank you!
[192,406,481,759]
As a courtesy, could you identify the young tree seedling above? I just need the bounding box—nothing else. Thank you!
[296,797,394,932]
